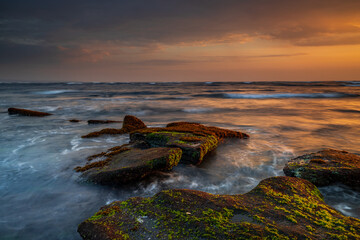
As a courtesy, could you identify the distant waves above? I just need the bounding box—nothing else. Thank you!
[195,92,359,99]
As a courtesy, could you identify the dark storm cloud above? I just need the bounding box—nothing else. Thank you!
[0,40,60,64]
[0,0,359,63]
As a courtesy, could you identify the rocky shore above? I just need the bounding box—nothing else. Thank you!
[7,109,360,239]
[76,116,248,185]
[76,116,360,239]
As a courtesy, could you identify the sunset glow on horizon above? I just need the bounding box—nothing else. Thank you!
[1,0,360,82]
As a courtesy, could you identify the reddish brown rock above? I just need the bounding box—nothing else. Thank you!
[165,122,249,139]
[284,149,360,191]
[81,115,146,138]
[8,107,52,117]
[122,115,147,131]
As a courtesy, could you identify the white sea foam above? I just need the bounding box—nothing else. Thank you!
[334,203,352,216]
[33,90,76,95]
[66,82,83,85]
[39,106,59,112]
[183,108,213,113]
[346,81,360,86]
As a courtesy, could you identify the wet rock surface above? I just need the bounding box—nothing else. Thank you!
[130,131,218,165]
[130,121,248,165]
[284,149,360,191]
[69,119,81,122]
[8,107,52,117]
[76,145,182,185]
[87,120,122,124]
[78,176,360,239]
[82,115,146,138]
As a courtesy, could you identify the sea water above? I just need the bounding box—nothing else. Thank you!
[0,81,359,239]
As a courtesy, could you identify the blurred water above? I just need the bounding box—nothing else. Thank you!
[0,81,359,239]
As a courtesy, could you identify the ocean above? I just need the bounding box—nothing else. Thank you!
[0,81,359,239]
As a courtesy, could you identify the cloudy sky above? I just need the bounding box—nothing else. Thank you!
[1,0,360,82]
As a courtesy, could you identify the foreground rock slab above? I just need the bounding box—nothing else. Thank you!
[284,149,360,190]
[8,107,52,117]
[75,145,182,185]
[78,176,360,239]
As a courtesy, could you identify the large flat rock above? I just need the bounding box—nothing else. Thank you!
[284,149,360,190]
[78,176,360,239]
[76,146,182,185]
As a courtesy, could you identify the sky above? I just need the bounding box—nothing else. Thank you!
[0,0,360,82]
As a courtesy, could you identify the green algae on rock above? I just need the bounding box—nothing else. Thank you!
[82,115,146,138]
[78,176,360,239]
[76,146,182,185]
[284,149,360,191]
[130,121,248,165]
[143,121,249,140]
[130,131,218,165]
[8,107,52,117]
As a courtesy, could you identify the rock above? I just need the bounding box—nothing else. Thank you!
[82,115,146,138]
[130,122,248,165]
[69,119,81,123]
[130,131,218,165]
[75,145,182,185]
[284,149,360,190]
[8,107,52,117]
[78,119,249,184]
[78,176,360,239]
[122,115,147,131]
[166,122,249,139]
[87,120,122,124]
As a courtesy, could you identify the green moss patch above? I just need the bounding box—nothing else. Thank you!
[78,176,360,239]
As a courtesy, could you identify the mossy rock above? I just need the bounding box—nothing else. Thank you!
[284,149,360,191]
[77,147,182,185]
[130,131,218,165]
[130,121,248,165]
[8,107,52,117]
[78,176,360,239]
[137,122,249,140]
